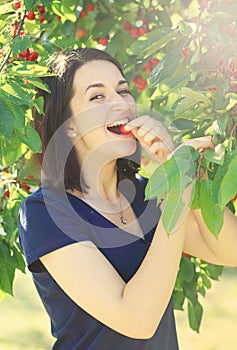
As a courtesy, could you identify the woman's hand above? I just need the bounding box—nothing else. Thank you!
[167,136,215,161]
[124,115,175,164]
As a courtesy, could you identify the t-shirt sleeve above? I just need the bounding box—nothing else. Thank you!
[18,189,91,270]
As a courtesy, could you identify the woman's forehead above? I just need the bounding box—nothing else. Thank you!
[73,60,125,90]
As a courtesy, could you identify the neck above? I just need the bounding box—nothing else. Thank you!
[80,159,120,203]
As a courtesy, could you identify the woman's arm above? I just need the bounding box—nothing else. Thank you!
[184,208,237,266]
[40,216,187,339]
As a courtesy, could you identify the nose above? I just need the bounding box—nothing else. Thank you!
[110,94,130,114]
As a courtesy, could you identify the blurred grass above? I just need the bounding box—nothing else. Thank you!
[0,267,237,350]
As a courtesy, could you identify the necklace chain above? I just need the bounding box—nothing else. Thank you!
[118,194,128,224]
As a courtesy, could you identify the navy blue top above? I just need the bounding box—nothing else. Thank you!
[18,175,179,350]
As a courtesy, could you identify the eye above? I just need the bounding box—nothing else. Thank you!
[117,89,131,96]
[89,94,104,101]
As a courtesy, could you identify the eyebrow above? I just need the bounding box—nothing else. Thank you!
[85,80,128,94]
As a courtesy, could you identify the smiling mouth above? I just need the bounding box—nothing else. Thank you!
[107,118,130,135]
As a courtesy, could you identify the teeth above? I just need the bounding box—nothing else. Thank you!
[107,118,129,128]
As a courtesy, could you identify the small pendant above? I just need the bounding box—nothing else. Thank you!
[120,215,128,224]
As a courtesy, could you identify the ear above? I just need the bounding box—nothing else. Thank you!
[67,123,77,138]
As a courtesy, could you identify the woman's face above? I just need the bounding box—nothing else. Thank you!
[69,60,137,164]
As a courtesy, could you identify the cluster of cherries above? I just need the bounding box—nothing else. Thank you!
[132,58,160,92]
[12,2,46,61]
[123,19,148,37]
[13,2,45,23]
[77,4,109,46]
[19,47,38,61]
[3,172,33,199]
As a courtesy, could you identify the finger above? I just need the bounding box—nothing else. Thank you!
[137,119,155,137]
[149,141,171,154]
[124,115,151,131]
[185,136,215,150]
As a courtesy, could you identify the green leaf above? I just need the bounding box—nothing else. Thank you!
[145,158,178,201]
[25,78,51,92]
[201,273,212,289]
[0,97,15,140]
[213,152,237,203]
[179,256,195,283]
[129,28,178,59]
[61,4,77,22]
[206,264,223,281]
[1,82,32,102]
[218,154,237,209]
[92,18,115,38]
[172,290,185,310]
[11,245,26,274]
[151,51,182,86]
[17,125,42,153]
[24,0,38,11]
[10,36,31,55]
[203,143,225,166]
[190,180,201,210]
[162,177,185,234]
[188,300,203,333]
[175,87,211,115]
[150,75,189,100]
[33,96,45,114]
[171,118,196,131]
[200,180,224,237]
[0,240,16,295]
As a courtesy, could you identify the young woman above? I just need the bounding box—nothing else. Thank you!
[18,48,237,350]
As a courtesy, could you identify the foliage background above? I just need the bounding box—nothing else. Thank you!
[0,0,236,335]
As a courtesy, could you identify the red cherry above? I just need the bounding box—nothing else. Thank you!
[201,0,208,8]
[183,47,189,59]
[80,9,87,18]
[39,14,45,23]
[87,4,95,12]
[13,1,22,10]
[129,27,140,37]
[26,51,38,61]
[183,252,192,259]
[208,86,218,92]
[26,11,35,21]
[120,125,132,135]
[23,78,30,84]
[143,61,153,73]
[13,24,19,36]
[150,58,160,67]
[132,75,141,84]
[4,190,10,198]
[124,20,132,31]
[138,27,148,36]
[26,174,34,179]
[19,48,30,58]
[20,181,30,192]
[77,29,87,37]
[136,78,147,92]
[97,37,109,46]
[38,5,45,14]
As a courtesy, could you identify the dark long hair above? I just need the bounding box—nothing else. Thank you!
[33,48,140,191]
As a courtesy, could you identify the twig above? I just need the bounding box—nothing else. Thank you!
[0,149,29,172]
[0,9,26,74]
